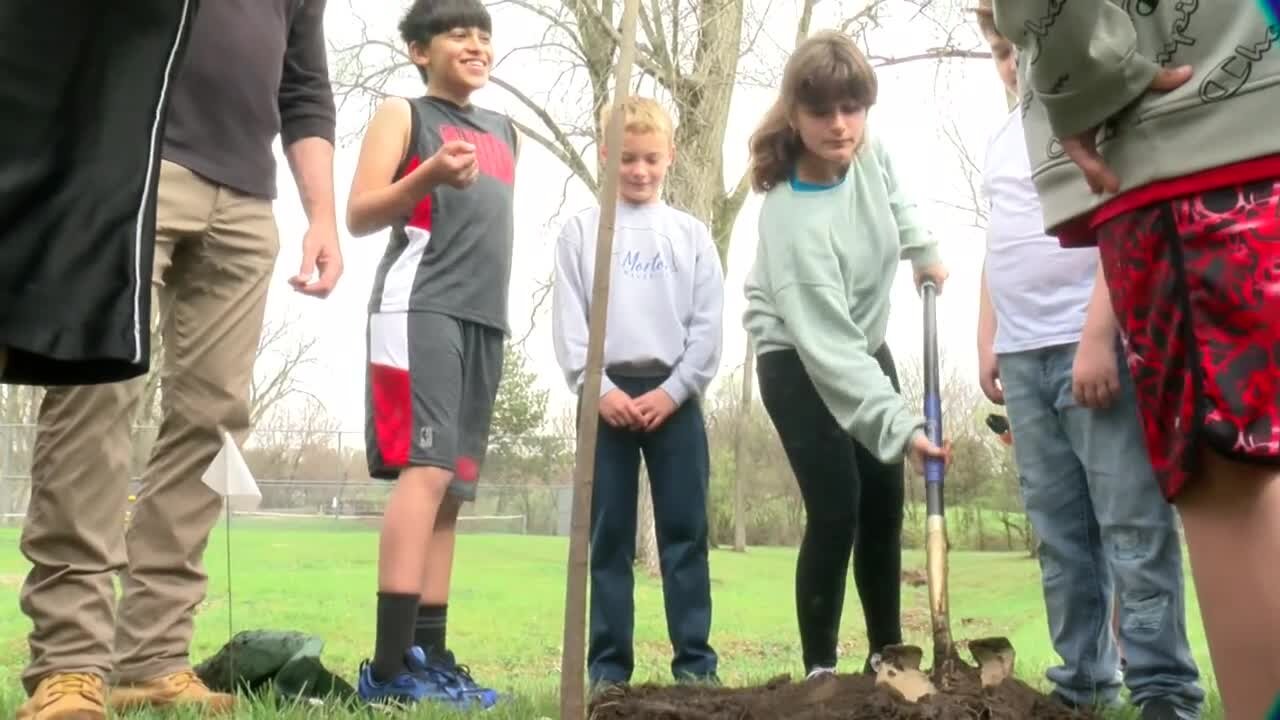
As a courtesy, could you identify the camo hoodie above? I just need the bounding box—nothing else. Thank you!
[992,1,1280,241]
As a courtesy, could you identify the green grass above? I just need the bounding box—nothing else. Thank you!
[0,521,1223,717]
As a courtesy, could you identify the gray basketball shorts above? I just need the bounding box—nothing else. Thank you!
[365,310,505,500]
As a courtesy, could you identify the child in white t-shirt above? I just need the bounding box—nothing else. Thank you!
[973,6,1202,719]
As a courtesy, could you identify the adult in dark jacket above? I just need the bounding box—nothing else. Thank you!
[16,2,343,718]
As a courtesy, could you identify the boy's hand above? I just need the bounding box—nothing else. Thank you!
[634,389,677,432]
[599,389,642,429]
[1072,332,1120,409]
[906,432,952,477]
[1062,65,1192,194]
[426,140,479,189]
[915,263,949,294]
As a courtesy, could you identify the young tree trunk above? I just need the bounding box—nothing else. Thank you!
[636,470,661,577]
[732,342,753,552]
[558,4,641,714]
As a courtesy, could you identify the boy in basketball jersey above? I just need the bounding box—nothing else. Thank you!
[344,0,518,708]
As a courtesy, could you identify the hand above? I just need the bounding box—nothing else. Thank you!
[915,263,949,295]
[1061,65,1192,194]
[1072,333,1120,409]
[978,342,1004,405]
[633,389,678,432]
[599,389,642,429]
[289,222,343,298]
[906,432,952,477]
[427,140,479,189]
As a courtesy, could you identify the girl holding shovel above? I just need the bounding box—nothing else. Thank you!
[742,30,950,679]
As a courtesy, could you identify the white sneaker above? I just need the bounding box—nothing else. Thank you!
[805,666,836,681]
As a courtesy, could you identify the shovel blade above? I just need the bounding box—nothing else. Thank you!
[969,636,1016,688]
[873,644,937,702]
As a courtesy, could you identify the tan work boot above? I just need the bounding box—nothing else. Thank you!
[16,673,107,720]
[109,669,236,714]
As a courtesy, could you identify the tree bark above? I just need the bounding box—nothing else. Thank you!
[635,469,661,577]
[732,339,753,552]
[559,3,641,714]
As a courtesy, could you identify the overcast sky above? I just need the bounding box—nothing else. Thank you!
[257,0,1015,435]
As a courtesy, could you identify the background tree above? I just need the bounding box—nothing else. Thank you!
[331,0,992,571]
[0,316,324,519]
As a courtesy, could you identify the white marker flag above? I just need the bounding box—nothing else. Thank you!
[200,431,261,512]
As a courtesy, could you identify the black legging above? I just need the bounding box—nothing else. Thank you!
[757,344,905,673]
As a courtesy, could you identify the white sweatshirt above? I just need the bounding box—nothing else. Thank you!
[551,200,725,406]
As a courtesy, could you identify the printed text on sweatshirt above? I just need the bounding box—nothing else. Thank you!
[552,201,725,406]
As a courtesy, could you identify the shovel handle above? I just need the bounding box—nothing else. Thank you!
[921,280,954,664]
[921,281,944,515]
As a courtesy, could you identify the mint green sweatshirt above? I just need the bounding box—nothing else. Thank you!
[743,134,941,464]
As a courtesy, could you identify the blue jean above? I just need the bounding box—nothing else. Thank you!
[998,342,1203,717]
[586,373,717,685]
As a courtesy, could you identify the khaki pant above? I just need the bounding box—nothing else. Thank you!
[18,160,279,693]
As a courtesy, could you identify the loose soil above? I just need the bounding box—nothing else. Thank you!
[588,664,1095,720]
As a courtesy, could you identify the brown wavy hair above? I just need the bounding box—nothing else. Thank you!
[748,31,879,193]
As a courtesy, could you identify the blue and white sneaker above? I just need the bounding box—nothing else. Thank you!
[357,655,434,709]
[407,646,501,710]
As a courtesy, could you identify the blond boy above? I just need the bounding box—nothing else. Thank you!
[552,97,725,688]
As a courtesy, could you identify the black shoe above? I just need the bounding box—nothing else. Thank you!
[1140,699,1181,720]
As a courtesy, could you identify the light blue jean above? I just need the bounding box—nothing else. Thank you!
[998,341,1203,718]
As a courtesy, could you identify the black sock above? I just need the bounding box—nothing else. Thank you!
[372,593,420,682]
[415,604,448,657]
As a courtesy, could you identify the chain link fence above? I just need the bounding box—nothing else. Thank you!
[0,424,575,536]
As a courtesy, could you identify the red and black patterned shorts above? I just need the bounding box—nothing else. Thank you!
[1096,179,1280,501]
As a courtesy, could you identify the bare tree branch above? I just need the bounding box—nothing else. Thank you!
[795,0,819,46]
[868,47,990,66]
[249,318,320,429]
[489,75,598,191]
[564,0,678,90]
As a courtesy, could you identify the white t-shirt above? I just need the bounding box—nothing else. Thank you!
[981,108,1098,354]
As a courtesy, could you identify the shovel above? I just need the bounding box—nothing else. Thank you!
[874,280,1016,702]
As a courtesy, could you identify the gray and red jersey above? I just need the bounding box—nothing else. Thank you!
[367,96,517,335]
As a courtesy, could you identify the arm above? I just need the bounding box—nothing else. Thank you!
[551,217,591,393]
[771,225,924,463]
[345,98,438,237]
[549,213,620,398]
[286,138,336,231]
[879,138,941,272]
[1072,255,1122,408]
[660,223,725,406]
[279,0,341,295]
[1080,259,1117,341]
[992,0,1158,138]
[977,260,997,353]
[975,257,1006,404]
[280,0,337,155]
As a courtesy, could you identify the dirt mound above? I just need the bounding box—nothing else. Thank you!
[588,667,1095,720]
